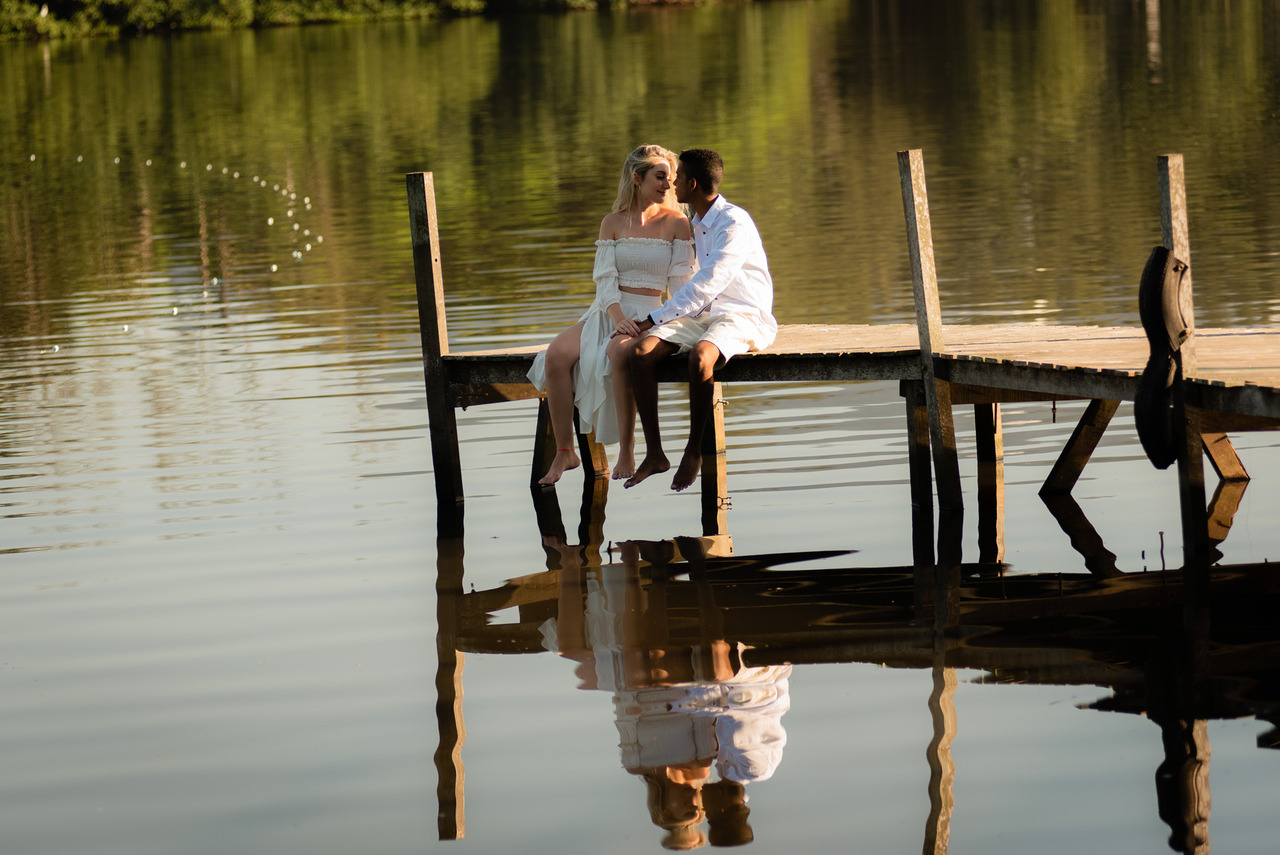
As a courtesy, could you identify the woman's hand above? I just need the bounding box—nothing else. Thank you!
[612,317,641,338]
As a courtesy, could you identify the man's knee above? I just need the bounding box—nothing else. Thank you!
[632,336,672,364]
[688,343,720,380]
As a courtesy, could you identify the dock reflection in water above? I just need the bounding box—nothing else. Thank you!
[436,483,1279,853]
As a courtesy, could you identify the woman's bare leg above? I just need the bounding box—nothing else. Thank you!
[538,321,587,485]
[607,333,639,480]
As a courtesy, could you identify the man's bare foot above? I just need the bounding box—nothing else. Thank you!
[538,449,580,485]
[670,451,702,491]
[611,448,636,481]
[624,453,670,488]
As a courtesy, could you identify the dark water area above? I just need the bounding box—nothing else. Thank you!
[1,1,1279,852]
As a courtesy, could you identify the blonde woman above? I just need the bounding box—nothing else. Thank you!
[528,145,695,485]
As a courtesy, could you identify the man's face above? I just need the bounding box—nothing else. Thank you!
[674,161,693,204]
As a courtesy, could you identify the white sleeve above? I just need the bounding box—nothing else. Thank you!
[591,239,620,311]
[652,222,750,324]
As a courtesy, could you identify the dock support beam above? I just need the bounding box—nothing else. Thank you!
[407,172,465,535]
[701,382,729,537]
[1158,155,1211,588]
[903,379,936,568]
[974,403,1004,564]
[1159,155,1197,378]
[1040,399,1120,496]
[899,149,963,513]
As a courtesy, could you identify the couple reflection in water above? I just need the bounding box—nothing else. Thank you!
[539,535,789,850]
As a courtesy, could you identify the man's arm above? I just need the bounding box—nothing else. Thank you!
[651,221,752,325]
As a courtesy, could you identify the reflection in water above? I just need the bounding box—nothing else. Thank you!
[435,535,467,841]
[435,483,1280,853]
[542,534,789,849]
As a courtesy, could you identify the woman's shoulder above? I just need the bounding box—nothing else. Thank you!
[669,212,693,241]
[654,207,692,241]
[599,211,629,240]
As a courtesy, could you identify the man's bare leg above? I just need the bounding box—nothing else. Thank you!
[671,341,721,492]
[537,322,586,485]
[624,335,679,488]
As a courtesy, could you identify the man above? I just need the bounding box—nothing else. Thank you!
[624,149,777,491]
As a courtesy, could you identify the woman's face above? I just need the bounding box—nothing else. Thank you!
[636,159,675,206]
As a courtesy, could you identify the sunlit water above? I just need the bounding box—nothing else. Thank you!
[2,2,1279,852]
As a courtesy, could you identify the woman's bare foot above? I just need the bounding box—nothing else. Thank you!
[611,447,636,480]
[670,450,702,491]
[538,448,580,485]
[623,453,670,488]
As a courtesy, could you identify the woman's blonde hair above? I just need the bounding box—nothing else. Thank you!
[611,144,679,214]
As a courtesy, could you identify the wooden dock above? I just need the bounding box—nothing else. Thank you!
[408,150,1280,571]
[412,148,1280,848]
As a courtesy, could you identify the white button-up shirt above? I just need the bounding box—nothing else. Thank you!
[649,195,778,343]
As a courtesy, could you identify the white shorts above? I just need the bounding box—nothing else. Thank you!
[646,312,771,363]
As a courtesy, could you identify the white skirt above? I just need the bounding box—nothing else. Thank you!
[527,291,662,445]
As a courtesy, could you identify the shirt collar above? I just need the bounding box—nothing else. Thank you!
[692,194,728,229]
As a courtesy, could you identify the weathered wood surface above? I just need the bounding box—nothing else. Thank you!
[441,323,920,387]
[440,322,1280,417]
[900,148,964,512]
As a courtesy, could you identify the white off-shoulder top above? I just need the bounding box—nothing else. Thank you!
[587,237,697,316]
[528,237,696,447]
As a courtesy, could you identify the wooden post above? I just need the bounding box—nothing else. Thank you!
[902,379,935,569]
[701,382,729,537]
[1159,155,1196,377]
[1040,399,1120,495]
[575,415,609,480]
[1157,157,1210,584]
[407,173,465,530]
[898,150,963,512]
[531,399,555,487]
[1201,431,1248,482]
[1176,402,1210,572]
[974,403,1004,564]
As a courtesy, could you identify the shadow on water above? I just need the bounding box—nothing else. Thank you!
[435,479,1279,853]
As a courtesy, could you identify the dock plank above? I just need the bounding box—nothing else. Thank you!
[442,322,1280,418]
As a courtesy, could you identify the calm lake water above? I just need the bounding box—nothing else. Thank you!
[2,1,1279,852]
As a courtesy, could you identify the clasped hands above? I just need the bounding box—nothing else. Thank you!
[611,317,655,339]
